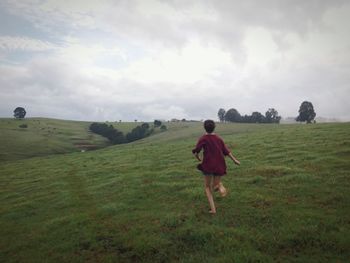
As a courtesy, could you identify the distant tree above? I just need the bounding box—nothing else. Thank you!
[160,125,167,131]
[265,108,281,123]
[126,123,153,142]
[241,114,251,123]
[141,123,150,129]
[218,108,226,122]
[225,108,241,122]
[296,101,316,123]
[154,120,162,127]
[89,122,126,144]
[110,130,127,144]
[14,107,26,119]
[126,126,143,142]
[251,111,265,123]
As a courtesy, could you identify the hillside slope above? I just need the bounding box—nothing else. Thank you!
[0,118,145,162]
[1,122,349,262]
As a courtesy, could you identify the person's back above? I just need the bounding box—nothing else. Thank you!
[195,133,229,176]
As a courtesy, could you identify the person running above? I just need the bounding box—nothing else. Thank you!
[192,120,240,214]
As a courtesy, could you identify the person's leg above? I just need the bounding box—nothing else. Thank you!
[213,176,227,197]
[213,176,221,191]
[204,176,216,213]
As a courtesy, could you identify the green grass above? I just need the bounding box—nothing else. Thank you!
[0,118,144,162]
[0,121,349,262]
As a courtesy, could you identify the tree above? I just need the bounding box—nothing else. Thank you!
[296,101,316,123]
[224,108,241,122]
[89,122,126,144]
[154,120,162,127]
[251,111,265,123]
[265,108,281,123]
[14,107,26,119]
[126,126,143,142]
[141,123,150,129]
[240,115,250,123]
[218,108,226,122]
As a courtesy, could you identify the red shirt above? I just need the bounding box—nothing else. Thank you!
[192,134,231,176]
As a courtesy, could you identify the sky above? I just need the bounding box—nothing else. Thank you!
[0,0,349,122]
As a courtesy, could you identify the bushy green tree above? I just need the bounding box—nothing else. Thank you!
[14,107,26,119]
[224,108,241,122]
[218,108,226,122]
[265,108,281,123]
[296,101,316,123]
[141,123,150,129]
[154,120,162,127]
[126,123,153,142]
[251,111,265,123]
[89,123,126,144]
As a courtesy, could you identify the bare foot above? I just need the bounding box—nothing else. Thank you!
[219,184,227,197]
[220,188,227,197]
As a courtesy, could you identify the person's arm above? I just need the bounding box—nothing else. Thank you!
[192,137,205,162]
[193,152,202,162]
[228,152,240,165]
[221,140,240,165]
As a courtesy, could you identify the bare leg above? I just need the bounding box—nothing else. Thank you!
[213,176,220,191]
[204,176,216,214]
[213,176,227,197]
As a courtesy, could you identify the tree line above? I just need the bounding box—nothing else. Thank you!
[218,108,281,123]
[217,101,316,124]
[89,120,167,145]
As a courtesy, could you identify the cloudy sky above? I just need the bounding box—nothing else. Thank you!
[0,0,349,121]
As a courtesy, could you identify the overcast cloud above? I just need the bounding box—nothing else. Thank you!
[0,0,349,121]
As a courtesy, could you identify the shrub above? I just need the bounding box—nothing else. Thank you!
[141,123,150,129]
[154,120,162,127]
[126,123,153,142]
[89,122,126,144]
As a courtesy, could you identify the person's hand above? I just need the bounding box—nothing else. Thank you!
[194,153,201,162]
[233,159,240,165]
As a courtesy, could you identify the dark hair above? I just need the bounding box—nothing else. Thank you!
[204,119,215,133]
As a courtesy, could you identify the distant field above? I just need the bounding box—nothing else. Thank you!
[0,118,144,162]
[0,121,349,262]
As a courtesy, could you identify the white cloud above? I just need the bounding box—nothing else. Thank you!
[0,36,58,52]
[141,104,188,120]
[0,0,350,121]
[121,40,232,84]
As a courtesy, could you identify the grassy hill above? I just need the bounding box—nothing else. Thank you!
[0,118,144,162]
[0,121,349,262]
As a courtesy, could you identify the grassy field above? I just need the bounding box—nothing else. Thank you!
[0,118,143,162]
[0,121,349,262]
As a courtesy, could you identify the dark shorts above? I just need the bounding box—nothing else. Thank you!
[197,164,224,176]
[202,172,224,177]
